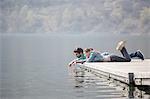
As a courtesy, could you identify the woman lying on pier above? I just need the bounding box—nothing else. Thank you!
[69,41,144,67]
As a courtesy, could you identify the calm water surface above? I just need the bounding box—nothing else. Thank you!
[2,64,150,99]
[1,34,150,99]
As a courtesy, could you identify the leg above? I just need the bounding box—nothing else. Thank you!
[116,41,144,60]
[130,52,136,58]
[120,47,131,61]
[110,55,131,62]
[116,41,131,61]
[129,50,144,60]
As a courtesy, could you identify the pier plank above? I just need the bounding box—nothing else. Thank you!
[79,59,150,86]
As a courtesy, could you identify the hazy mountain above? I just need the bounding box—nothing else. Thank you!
[0,0,150,35]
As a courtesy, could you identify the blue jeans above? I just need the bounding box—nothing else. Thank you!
[110,47,131,62]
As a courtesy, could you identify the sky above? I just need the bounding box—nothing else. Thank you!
[0,0,150,35]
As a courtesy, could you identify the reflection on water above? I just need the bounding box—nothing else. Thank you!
[68,66,150,99]
[1,34,150,99]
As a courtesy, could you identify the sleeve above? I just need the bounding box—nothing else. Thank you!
[76,57,86,63]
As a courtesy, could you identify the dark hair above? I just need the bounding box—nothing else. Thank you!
[85,48,91,53]
[74,48,83,53]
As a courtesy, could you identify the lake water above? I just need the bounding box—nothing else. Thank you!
[1,34,150,99]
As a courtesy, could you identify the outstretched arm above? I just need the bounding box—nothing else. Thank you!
[68,59,86,67]
[68,59,77,67]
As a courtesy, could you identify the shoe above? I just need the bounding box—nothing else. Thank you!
[136,50,144,60]
[116,41,126,51]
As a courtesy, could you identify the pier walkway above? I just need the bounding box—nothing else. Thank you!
[79,59,150,86]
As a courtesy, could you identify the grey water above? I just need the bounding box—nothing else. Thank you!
[1,34,150,99]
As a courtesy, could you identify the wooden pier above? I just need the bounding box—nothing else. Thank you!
[78,59,150,86]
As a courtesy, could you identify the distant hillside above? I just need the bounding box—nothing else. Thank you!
[0,0,150,35]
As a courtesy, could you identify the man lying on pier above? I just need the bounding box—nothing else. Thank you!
[69,41,144,67]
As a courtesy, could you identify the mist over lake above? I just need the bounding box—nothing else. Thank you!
[0,0,150,98]
[1,34,150,99]
[1,0,150,35]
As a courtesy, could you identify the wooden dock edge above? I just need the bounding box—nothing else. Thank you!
[78,64,150,86]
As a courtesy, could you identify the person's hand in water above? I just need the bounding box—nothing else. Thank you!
[68,60,77,67]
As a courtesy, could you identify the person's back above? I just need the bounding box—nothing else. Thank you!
[85,49,104,62]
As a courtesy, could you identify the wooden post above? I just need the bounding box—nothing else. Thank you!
[128,73,135,85]
[128,73,135,98]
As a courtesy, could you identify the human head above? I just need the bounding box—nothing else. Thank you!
[84,48,91,58]
[73,48,84,58]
